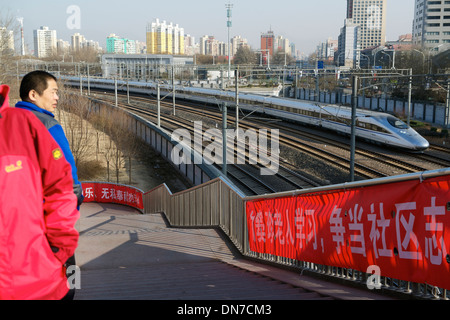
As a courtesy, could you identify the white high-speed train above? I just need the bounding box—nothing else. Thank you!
[65,77,430,151]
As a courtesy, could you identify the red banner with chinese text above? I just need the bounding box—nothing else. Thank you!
[82,182,144,211]
[246,175,450,290]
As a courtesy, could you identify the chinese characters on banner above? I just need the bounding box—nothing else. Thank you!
[246,175,450,290]
[82,182,144,211]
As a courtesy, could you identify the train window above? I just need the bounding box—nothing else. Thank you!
[376,125,390,134]
[357,122,390,134]
[387,116,409,129]
[357,120,367,128]
[337,117,346,124]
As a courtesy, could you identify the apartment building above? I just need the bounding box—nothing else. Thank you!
[231,35,249,56]
[346,0,387,50]
[33,26,57,58]
[71,33,86,52]
[413,0,450,52]
[317,38,338,62]
[146,19,185,55]
[106,34,136,54]
[199,35,228,56]
[338,19,361,67]
[261,30,275,58]
[0,27,15,53]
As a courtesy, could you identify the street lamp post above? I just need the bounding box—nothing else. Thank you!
[360,53,370,69]
[428,44,443,73]
[381,51,392,69]
[412,49,426,74]
[384,49,396,69]
[373,50,382,68]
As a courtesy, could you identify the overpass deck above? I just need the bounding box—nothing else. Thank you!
[73,203,395,301]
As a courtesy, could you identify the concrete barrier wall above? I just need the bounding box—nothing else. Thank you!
[294,88,446,126]
[91,98,223,188]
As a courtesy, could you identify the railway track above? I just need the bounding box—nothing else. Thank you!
[89,93,323,196]
[80,89,448,195]
[169,103,442,176]
[415,144,450,168]
[158,95,448,177]
[148,97,433,177]
[91,91,386,179]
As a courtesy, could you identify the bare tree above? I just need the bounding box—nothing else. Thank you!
[57,86,95,167]
[0,10,19,87]
[89,104,139,184]
[89,105,117,182]
[233,46,257,65]
[107,111,141,184]
[271,51,296,66]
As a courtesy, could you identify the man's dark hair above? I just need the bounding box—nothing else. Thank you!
[20,71,57,102]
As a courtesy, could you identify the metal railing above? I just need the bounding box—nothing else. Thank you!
[144,176,248,254]
[143,168,450,300]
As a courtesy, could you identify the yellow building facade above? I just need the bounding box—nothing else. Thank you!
[147,19,185,55]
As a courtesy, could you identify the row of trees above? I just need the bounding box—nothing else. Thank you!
[198,47,297,66]
[207,45,450,76]
[57,85,142,184]
[0,12,141,186]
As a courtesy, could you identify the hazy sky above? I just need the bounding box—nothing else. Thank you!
[4,0,415,54]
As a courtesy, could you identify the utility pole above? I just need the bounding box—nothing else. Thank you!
[407,68,412,127]
[235,68,239,139]
[157,83,161,128]
[446,79,450,128]
[114,78,118,108]
[127,79,130,104]
[172,66,176,116]
[80,74,83,95]
[226,2,233,87]
[222,102,228,176]
[315,62,320,102]
[87,64,90,96]
[350,75,358,182]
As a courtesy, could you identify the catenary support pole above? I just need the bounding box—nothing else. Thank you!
[222,102,228,176]
[350,75,358,182]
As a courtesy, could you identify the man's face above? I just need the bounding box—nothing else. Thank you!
[30,79,59,113]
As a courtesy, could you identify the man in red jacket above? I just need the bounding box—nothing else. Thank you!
[0,84,79,300]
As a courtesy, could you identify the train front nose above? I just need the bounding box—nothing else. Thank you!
[414,136,430,151]
[402,127,430,151]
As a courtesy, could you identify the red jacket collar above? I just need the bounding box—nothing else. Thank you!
[0,84,11,111]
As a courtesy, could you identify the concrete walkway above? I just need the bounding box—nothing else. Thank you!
[73,203,396,300]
